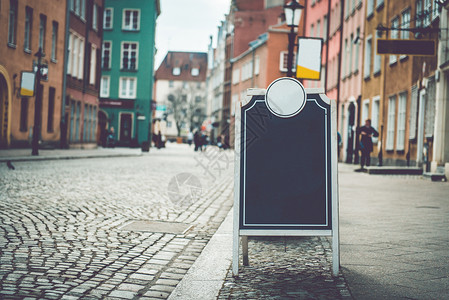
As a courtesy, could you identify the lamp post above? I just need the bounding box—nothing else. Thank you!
[31,47,45,156]
[283,0,304,77]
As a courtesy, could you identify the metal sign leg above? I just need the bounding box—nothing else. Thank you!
[242,236,249,266]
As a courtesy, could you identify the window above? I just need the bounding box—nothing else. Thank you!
[397,92,407,150]
[72,0,85,19]
[255,56,260,75]
[409,85,418,139]
[104,8,113,29]
[100,76,110,97]
[51,22,58,61]
[323,16,328,42]
[169,80,174,87]
[75,102,81,141]
[72,34,78,77]
[364,37,372,78]
[377,0,384,8]
[119,77,137,99]
[362,99,370,124]
[354,28,360,72]
[310,24,315,37]
[83,104,88,141]
[92,107,97,141]
[102,41,112,69]
[20,98,29,132]
[80,0,85,19]
[121,42,138,70]
[78,39,84,79]
[279,51,296,73]
[423,0,431,26]
[374,37,381,74]
[416,0,422,28]
[345,0,350,18]
[89,45,97,85]
[425,77,436,138]
[231,94,239,116]
[316,20,321,38]
[122,9,140,31]
[232,68,240,84]
[389,17,399,64]
[401,9,410,39]
[39,14,47,52]
[68,32,85,78]
[8,0,18,46]
[92,4,98,30]
[173,67,181,75]
[191,68,199,76]
[367,0,374,17]
[386,95,396,150]
[348,34,353,75]
[371,96,380,143]
[242,60,253,81]
[343,38,348,77]
[68,34,73,74]
[47,87,55,132]
[24,7,33,52]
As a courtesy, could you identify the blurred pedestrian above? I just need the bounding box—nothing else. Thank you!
[194,131,200,152]
[106,127,115,148]
[187,131,193,146]
[358,119,378,169]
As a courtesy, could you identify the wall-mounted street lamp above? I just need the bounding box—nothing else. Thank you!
[31,47,45,156]
[283,0,304,77]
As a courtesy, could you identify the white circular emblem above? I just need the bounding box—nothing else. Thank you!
[265,77,307,118]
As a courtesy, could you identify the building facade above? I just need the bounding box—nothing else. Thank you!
[99,0,160,148]
[359,0,439,168]
[432,1,449,177]
[0,0,67,148]
[64,0,104,149]
[219,0,286,146]
[153,51,208,140]
[339,0,364,163]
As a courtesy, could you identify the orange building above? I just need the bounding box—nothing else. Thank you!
[0,0,67,148]
[229,15,306,147]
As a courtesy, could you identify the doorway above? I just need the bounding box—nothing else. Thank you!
[0,74,10,148]
[98,110,108,147]
[119,113,132,145]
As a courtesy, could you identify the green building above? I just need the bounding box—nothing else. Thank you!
[99,0,160,148]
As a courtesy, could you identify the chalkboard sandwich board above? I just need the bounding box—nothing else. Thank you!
[232,77,339,276]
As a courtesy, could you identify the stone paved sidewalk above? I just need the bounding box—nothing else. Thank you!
[0,144,234,299]
[218,236,352,299]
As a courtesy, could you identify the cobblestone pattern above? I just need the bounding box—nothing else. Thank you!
[218,236,352,300]
[0,146,234,299]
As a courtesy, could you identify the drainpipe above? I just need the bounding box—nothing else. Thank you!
[336,0,344,117]
[60,0,70,149]
[324,0,331,92]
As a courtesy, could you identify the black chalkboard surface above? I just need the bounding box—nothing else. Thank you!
[239,93,332,230]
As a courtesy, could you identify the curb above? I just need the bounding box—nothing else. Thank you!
[0,152,143,163]
[168,208,233,299]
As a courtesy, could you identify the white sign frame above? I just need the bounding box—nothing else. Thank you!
[232,84,339,277]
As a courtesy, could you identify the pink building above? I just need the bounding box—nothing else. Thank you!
[303,0,328,90]
[304,0,344,159]
[339,0,364,163]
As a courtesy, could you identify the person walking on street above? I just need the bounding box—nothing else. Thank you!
[187,131,193,146]
[193,131,200,152]
[358,119,379,169]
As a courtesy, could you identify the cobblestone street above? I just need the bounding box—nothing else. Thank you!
[218,236,351,299]
[0,144,233,299]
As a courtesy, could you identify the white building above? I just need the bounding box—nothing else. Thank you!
[153,51,208,140]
